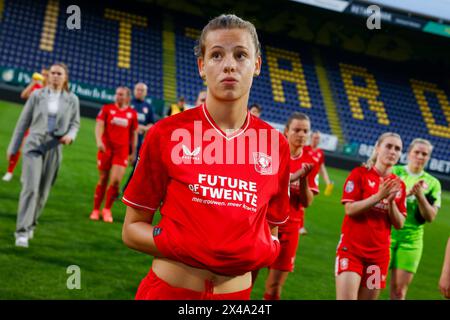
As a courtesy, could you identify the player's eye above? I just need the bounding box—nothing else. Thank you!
[210,51,222,59]
[235,51,248,60]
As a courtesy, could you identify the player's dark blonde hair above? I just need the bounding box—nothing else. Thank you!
[407,138,433,154]
[363,132,402,169]
[194,14,261,58]
[285,112,310,132]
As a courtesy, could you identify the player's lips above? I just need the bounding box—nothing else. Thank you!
[221,77,238,84]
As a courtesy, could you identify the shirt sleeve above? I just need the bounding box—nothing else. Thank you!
[341,167,363,204]
[122,124,169,214]
[266,135,290,225]
[395,181,407,217]
[308,164,319,195]
[319,150,325,167]
[96,105,107,122]
[428,178,442,208]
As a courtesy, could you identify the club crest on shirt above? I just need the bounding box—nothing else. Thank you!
[345,181,354,193]
[368,179,375,188]
[143,107,148,114]
[126,112,132,119]
[253,152,272,175]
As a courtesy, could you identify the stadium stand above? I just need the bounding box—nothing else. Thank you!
[0,0,448,163]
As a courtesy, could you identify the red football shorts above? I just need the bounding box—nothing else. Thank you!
[135,269,252,300]
[97,145,129,170]
[269,227,300,272]
[335,248,389,289]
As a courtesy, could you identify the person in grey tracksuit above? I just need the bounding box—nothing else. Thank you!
[7,63,80,247]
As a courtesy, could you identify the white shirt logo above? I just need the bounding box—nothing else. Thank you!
[368,180,375,188]
[182,145,201,160]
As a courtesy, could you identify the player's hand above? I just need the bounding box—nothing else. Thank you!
[439,272,450,299]
[59,135,73,145]
[97,141,106,152]
[297,163,314,179]
[128,154,136,166]
[377,177,399,200]
[409,180,424,197]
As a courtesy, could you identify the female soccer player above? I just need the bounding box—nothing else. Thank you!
[335,132,407,300]
[89,87,138,223]
[390,138,441,300]
[121,14,291,300]
[263,112,318,300]
[7,63,80,247]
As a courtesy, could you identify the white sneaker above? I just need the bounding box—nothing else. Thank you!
[2,172,13,182]
[28,230,34,240]
[15,236,29,248]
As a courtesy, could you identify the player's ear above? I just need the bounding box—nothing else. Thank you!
[254,55,262,77]
[197,57,206,81]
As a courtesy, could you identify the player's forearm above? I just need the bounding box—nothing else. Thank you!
[388,201,405,230]
[95,121,104,144]
[299,178,314,207]
[442,238,450,275]
[122,221,162,256]
[122,208,161,257]
[20,83,34,100]
[320,164,331,185]
[416,193,437,222]
[345,194,381,217]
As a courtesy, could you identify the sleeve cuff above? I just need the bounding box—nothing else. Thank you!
[122,196,158,214]
[267,216,289,225]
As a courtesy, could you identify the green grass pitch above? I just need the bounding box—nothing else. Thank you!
[0,100,448,299]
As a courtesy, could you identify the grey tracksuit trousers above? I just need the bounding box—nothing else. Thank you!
[15,135,62,237]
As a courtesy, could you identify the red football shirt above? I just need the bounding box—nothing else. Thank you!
[31,83,43,92]
[339,166,407,259]
[281,148,319,231]
[96,104,138,147]
[305,145,325,167]
[123,104,291,276]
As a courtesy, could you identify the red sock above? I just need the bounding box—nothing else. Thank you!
[263,293,280,300]
[7,151,21,173]
[93,183,107,210]
[104,185,119,210]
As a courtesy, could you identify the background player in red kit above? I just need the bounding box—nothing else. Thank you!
[121,14,291,300]
[263,112,319,300]
[335,132,407,300]
[300,130,333,235]
[90,87,138,223]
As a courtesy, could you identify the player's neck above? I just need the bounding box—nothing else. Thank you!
[290,145,303,158]
[407,164,423,175]
[205,96,248,133]
[116,103,128,110]
[374,162,392,177]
